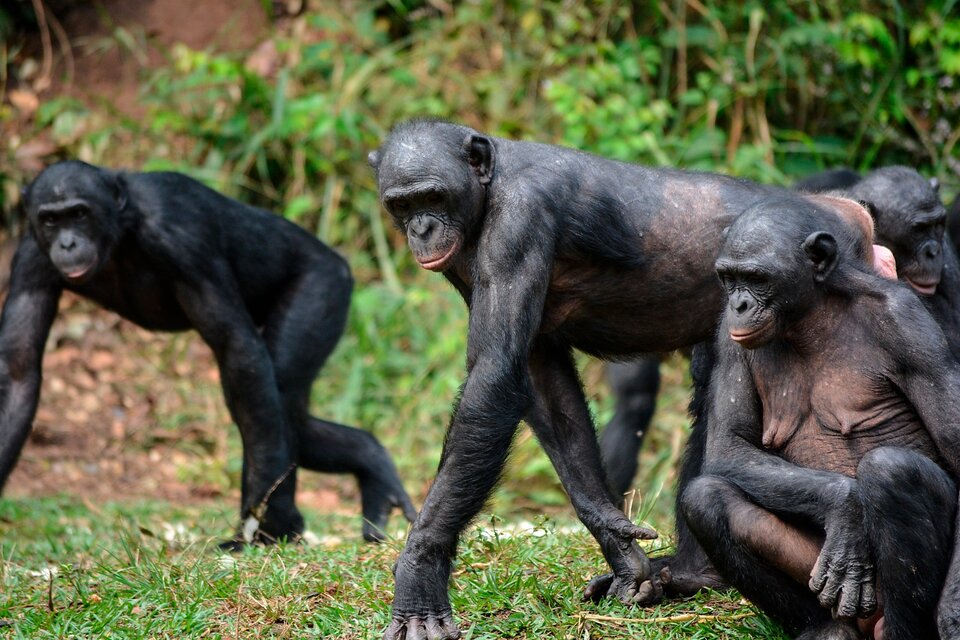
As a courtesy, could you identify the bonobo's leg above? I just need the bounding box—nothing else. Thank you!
[685,448,956,640]
[681,474,833,635]
[599,358,660,502]
[587,343,726,600]
[525,339,662,604]
[939,492,960,638]
[858,447,955,640]
[261,258,415,542]
[655,342,726,595]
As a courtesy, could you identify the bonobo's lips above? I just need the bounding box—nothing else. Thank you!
[905,276,938,296]
[729,324,772,348]
[417,240,461,272]
[62,262,94,281]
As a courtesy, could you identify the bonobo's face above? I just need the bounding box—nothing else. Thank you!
[24,162,122,284]
[715,202,835,349]
[853,168,945,296]
[369,121,493,272]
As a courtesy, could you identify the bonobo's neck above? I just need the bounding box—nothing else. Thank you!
[781,294,851,355]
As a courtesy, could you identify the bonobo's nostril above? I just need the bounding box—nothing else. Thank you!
[736,300,749,314]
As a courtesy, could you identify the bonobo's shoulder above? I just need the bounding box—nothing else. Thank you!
[861,280,946,348]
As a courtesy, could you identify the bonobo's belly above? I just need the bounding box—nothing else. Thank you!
[543,263,726,356]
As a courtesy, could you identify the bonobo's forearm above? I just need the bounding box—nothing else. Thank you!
[0,371,42,489]
[706,453,857,527]
[407,357,530,553]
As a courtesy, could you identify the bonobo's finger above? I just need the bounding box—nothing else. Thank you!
[858,579,877,617]
[631,578,663,605]
[616,581,638,604]
[809,554,828,593]
[439,615,461,639]
[405,618,426,640]
[583,573,615,602]
[835,581,861,619]
[627,524,659,540]
[816,568,843,609]
[384,619,404,640]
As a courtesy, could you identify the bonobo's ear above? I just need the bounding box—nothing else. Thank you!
[368,149,381,170]
[930,177,940,193]
[463,134,495,185]
[111,173,128,212]
[858,199,879,222]
[802,231,838,283]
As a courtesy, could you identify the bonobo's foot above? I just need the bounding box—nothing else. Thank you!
[587,555,727,604]
[584,516,662,604]
[795,620,863,640]
[217,505,305,552]
[360,463,418,542]
[384,547,460,640]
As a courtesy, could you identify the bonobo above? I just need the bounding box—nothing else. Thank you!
[3,161,415,545]
[797,166,960,359]
[682,197,960,639]
[368,118,825,639]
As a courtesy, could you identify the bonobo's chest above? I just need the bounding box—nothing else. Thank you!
[751,347,940,477]
[65,252,192,332]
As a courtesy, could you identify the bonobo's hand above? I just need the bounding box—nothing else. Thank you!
[809,498,876,619]
[384,546,460,640]
[582,515,661,605]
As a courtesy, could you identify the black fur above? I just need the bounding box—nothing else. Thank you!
[4,161,416,545]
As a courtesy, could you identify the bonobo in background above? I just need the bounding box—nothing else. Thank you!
[682,197,960,640]
[2,161,416,546]
[797,166,960,359]
[368,118,819,640]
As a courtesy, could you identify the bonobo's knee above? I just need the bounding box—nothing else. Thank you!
[680,475,733,530]
[857,446,945,502]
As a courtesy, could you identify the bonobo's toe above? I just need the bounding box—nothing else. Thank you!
[384,614,461,640]
[583,570,665,606]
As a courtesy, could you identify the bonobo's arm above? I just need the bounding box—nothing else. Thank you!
[0,236,63,489]
[385,197,554,640]
[884,292,960,476]
[705,335,875,618]
[172,267,299,535]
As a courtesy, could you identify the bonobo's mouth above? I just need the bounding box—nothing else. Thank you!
[729,323,773,348]
[417,240,461,272]
[905,276,938,296]
[61,261,96,282]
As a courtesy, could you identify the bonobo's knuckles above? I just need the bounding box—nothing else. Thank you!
[383,614,461,640]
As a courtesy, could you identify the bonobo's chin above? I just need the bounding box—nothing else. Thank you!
[729,323,776,349]
[415,242,461,272]
[905,276,938,296]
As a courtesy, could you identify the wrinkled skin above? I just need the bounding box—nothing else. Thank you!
[683,198,960,640]
[369,120,881,639]
[3,161,416,545]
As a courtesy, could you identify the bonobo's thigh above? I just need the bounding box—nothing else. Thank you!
[261,259,352,412]
[939,494,960,638]
[681,475,831,634]
[599,358,660,501]
[858,447,956,640]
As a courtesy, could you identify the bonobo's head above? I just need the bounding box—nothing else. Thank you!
[848,167,945,296]
[715,197,865,349]
[23,161,125,284]
[368,119,494,272]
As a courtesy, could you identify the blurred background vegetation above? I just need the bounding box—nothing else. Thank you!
[0,0,959,534]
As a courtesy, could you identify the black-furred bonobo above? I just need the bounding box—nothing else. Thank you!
[3,161,415,545]
[682,196,960,640]
[797,166,960,360]
[366,119,868,639]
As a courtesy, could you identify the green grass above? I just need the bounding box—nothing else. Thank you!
[0,497,787,639]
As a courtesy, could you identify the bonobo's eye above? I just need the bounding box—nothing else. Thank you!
[425,192,443,207]
[391,198,410,215]
[73,207,88,221]
[40,214,56,228]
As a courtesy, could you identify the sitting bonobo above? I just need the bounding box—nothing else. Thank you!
[2,161,415,545]
[682,197,960,640]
